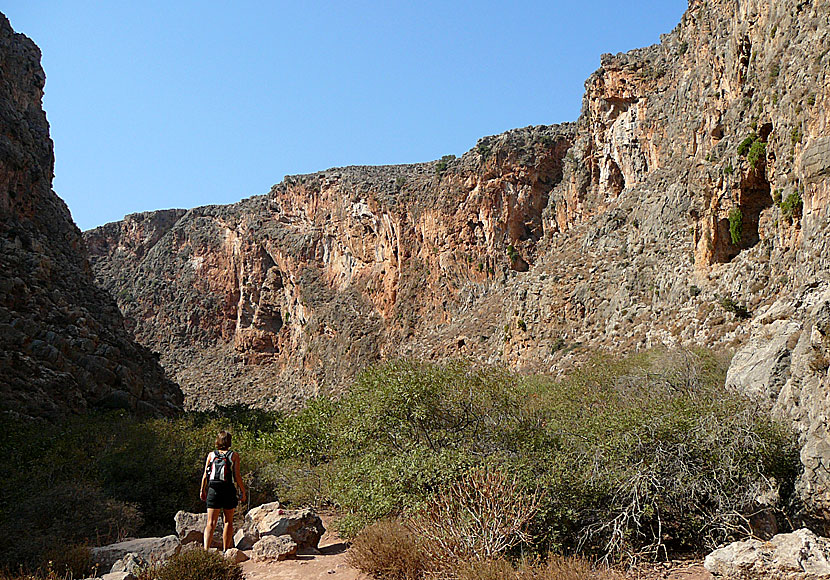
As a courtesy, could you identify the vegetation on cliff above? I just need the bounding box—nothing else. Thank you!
[3,349,799,575]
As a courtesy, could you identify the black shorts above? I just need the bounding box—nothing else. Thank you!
[206,482,238,510]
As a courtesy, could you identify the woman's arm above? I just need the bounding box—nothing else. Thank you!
[200,452,211,501]
[233,452,247,501]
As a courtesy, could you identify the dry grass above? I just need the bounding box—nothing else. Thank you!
[346,519,426,580]
[422,554,622,580]
[136,549,242,580]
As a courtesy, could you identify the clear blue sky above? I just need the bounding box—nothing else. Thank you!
[5,1,687,231]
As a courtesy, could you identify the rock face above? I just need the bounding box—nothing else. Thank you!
[704,528,830,579]
[84,0,830,514]
[0,13,182,418]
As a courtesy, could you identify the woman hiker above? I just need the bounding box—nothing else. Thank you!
[200,430,247,550]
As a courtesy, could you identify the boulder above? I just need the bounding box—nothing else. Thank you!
[224,548,249,564]
[174,510,223,547]
[110,552,146,576]
[91,535,180,570]
[233,526,258,551]
[244,504,325,549]
[704,528,830,578]
[251,535,298,562]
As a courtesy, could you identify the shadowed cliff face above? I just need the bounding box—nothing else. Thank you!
[85,0,830,514]
[0,14,183,419]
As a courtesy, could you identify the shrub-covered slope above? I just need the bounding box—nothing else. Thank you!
[2,351,799,569]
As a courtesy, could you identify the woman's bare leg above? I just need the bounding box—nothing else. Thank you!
[204,508,221,550]
[222,508,235,550]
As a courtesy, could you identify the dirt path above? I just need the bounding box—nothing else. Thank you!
[240,520,370,580]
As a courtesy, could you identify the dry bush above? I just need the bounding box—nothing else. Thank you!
[42,545,94,579]
[455,558,518,580]
[138,549,242,580]
[408,467,543,571]
[454,555,622,580]
[346,519,426,580]
[517,556,623,580]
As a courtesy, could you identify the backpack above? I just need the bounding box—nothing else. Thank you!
[208,450,234,484]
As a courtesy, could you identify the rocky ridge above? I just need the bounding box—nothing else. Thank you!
[0,13,182,418]
[85,0,830,516]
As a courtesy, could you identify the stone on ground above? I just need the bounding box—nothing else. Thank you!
[252,535,298,562]
[110,552,146,575]
[704,528,830,578]
[224,547,249,564]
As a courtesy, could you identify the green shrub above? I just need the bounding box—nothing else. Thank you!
[435,154,456,176]
[781,192,803,221]
[723,163,734,175]
[717,295,750,319]
[4,351,800,568]
[142,549,242,580]
[329,353,797,560]
[737,133,757,156]
[748,140,766,168]
[728,207,743,245]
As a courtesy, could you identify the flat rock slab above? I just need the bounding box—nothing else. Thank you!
[91,535,180,570]
[252,535,298,562]
[705,528,830,578]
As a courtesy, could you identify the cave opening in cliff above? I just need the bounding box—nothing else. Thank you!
[712,168,773,263]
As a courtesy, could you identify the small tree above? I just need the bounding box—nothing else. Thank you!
[728,207,743,245]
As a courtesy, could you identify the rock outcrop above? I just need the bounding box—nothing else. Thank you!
[704,528,830,579]
[0,13,182,418]
[85,0,830,515]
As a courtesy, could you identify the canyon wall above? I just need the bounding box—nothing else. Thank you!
[86,0,830,516]
[0,14,182,418]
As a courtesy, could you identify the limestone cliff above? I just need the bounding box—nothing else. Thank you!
[0,14,182,418]
[85,127,574,409]
[86,0,830,516]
